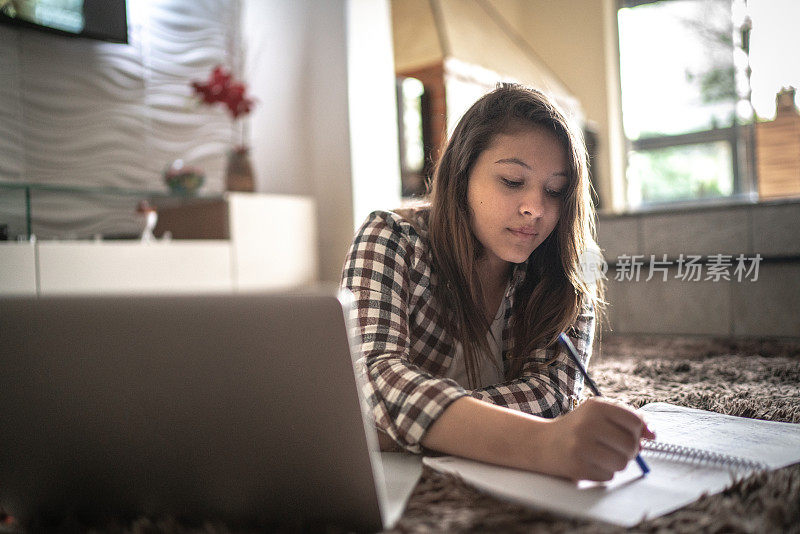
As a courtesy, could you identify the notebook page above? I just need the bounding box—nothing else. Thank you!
[423,402,800,526]
[638,402,800,469]
[424,454,728,526]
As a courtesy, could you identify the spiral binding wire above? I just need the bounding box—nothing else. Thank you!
[640,439,768,472]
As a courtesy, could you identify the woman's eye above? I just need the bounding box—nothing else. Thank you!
[546,189,565,198]
[500,178,523,188]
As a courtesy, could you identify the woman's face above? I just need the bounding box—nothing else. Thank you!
[467,126,568,273]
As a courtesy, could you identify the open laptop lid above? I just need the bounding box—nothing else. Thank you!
[0,289,389,531]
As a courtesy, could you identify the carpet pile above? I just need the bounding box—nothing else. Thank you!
[390,335,800,533]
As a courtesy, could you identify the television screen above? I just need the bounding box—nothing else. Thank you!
[0,0,128,43]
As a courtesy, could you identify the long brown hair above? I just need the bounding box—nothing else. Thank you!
[423,83,604,387]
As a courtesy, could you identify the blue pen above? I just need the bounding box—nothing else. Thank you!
[557,333,650,476]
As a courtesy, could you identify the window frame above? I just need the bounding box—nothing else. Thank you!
[617,0,758,211]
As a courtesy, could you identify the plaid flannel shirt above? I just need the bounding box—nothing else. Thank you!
[341,209,595,453]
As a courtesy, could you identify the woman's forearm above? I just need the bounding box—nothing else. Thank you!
[420,396,654,481]
[420,396,560,475]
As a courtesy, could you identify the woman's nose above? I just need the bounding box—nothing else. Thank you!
[520,191,545,218]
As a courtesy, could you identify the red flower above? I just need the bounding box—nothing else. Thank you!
[191,65,255,119]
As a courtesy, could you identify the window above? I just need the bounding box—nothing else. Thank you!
[618,0,754,207]
[396,77,431,198]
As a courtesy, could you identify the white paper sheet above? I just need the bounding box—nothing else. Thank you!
[423,402,800,527]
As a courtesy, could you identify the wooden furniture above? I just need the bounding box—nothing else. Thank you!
[154,192,317,292]
[756,88,800,199]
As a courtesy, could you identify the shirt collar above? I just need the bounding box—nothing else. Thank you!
[506,259,529,298]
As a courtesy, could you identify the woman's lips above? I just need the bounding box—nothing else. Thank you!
[509,228,538,239]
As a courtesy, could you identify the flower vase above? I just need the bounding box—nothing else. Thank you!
[225,146,255,192]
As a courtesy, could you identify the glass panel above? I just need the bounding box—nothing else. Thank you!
[0,185,29,240]
[0,181,223,240]
[627,142,734,205]
[618,0,737,139]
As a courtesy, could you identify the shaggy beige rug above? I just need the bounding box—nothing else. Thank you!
[390,335,800,534]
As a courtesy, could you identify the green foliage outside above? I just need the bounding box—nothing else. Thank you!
[626,0,743,204]
[629,143,733,203]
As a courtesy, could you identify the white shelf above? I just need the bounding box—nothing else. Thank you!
[0,194,318,295]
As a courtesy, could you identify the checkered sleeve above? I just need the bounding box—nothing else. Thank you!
[469,303,595,417]
[341,211,469,453]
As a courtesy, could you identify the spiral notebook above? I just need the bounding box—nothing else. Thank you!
[423,402,800,527]
[639,438,766,472]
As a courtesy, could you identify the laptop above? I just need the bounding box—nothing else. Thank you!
[0,288,419,531]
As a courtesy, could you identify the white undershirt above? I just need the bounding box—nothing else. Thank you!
[444,292,509,389]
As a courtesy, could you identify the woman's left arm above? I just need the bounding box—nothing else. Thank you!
[471,304,595,417]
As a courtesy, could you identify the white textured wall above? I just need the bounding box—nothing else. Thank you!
[1,0,402,285]
[241,1,311,196]
[0,0,240,238]
[347,0,402,228]
[242,0,401,282]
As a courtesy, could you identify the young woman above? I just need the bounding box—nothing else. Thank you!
[341,84,653,482]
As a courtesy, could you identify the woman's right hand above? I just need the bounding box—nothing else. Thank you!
[418,395,653,483]
[541,397,655,481]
